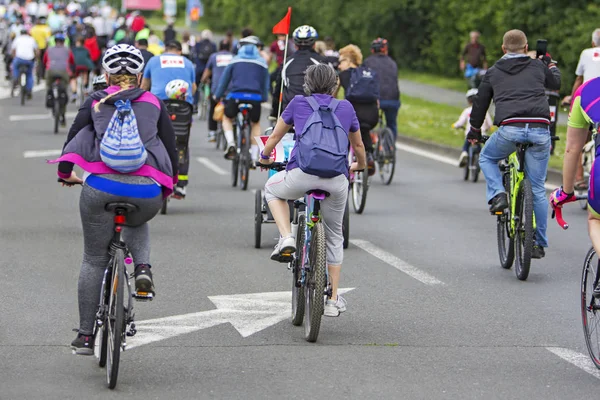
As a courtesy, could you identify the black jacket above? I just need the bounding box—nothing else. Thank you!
[470,55,561,130]
[276,49,327,111]
[363,54,400,100]
[163,27,176,44]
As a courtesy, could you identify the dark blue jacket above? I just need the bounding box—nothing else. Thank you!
[214,44,269,101]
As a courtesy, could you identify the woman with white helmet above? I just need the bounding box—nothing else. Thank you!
[453,88,493,166]
[51,44,178,355]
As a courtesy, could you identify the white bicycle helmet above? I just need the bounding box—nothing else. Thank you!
[293,25,318,46]
[239,35,262,47]
[92,74,107,87]
[466,88,479,99]
[165,79,190,100]
[102,44,145,75]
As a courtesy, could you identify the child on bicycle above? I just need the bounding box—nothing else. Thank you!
[468,29,561,259]
[259,64,366,317]
[51,44,178,355]
[70,36,95,102]
[453,88,493,167]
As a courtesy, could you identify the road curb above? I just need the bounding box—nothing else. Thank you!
[396,133,564,184]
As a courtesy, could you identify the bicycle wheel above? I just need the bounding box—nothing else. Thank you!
[53,101,60,134]
[106,249,125,389]
[254,189,262,248]
[351,171,368,214]
[291,214,306,326]
[342,199,349,249]
[239,128,250,191]
[498,169,515,269]
[160,198,168,215]
[97,321,108,367]
[471,151,480,183]
[231,153,239,187]
[215,128,222,150]
[304,222,327,342]
[20,74,26,106]
[379,128,396,185]
[581,248,600,368]
[514,179,534,281]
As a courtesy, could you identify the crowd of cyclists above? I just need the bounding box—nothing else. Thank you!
[0,1,595,362]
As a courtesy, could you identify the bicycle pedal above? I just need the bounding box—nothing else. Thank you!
[133,291,154,301]
[493,211,504,215]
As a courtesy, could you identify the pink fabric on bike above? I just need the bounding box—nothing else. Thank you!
[91,86,161,110]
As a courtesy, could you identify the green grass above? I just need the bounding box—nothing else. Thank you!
[399,69,466,92]
[397,95,566,170]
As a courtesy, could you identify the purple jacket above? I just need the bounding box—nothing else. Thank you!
[50,86,178,196]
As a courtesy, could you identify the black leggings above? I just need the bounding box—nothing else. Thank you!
[352,102,379,153]
[208,95,218,131]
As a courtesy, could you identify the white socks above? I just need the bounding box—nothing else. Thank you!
[224,130,235,146]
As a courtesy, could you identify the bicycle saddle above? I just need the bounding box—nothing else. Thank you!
[105,202,139,214]
[306,190,330,200]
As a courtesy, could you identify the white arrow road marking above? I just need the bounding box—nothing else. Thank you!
[196,156,228,176]
[10,111,77,122]
[546,347,600,380]
[127,288,355,349]
[350,239,444,286]
[23,149,62,158]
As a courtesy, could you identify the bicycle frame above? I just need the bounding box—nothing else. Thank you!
[235,104,253,148]
[505,145,537,235]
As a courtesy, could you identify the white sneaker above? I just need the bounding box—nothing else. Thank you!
[173,186,186,199]
[324,295,347,317]
[270,235,296,262]
[224,144,236,160]
[458,151,468,167]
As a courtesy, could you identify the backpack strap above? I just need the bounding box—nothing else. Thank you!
[305,95,320,112]
[328,98,340,113]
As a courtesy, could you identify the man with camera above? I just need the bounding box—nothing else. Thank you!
[468,29,561,259]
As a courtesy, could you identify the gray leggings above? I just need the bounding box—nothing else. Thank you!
[264,168,348,264]
[77,175,163,335]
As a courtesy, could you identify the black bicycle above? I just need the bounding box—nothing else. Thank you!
[11,64,28,106]
[463,142,481,182]
[231,103,253,190]
[372,111,396,185]
[50,76,67,134]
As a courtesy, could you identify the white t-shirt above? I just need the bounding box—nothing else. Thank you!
[37,2,49,17]
[92,16,106,36]
[454,106,493,136]
[26,2,38,18]
[576,47,600,82]
[11,35,37,60]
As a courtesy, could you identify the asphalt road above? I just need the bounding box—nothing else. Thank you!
[0,86,598,399]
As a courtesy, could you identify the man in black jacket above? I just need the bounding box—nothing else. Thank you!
[271,25,326,118]
[468,29,561,259]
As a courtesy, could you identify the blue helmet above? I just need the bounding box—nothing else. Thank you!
[55,33,66,42]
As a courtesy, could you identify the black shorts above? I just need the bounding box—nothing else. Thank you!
[224,99,262,123]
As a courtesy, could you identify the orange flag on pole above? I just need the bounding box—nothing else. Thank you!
[272,7,292,35]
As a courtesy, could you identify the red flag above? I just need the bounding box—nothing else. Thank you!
[272,7,292,35]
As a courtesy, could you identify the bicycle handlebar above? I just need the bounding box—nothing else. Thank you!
[552,197,588,230]
[255,161,288,171]
[57,178,82,187]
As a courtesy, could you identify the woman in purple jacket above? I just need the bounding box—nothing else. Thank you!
[51,45,178,355]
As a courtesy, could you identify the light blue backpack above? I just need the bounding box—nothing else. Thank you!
[100,99,148,173]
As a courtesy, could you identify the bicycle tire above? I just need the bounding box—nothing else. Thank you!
[53,101,60,134]
[581,248,600,369]
[160,198,168,215]
[304,222,326,342]
[291,214,306,326]
[515,179,534,281]
[254,189,262,248]
[239,126,250,191]
[342,199,349,249]
[498,170,515,269]
[231,154,239,187]
[471,152,480,183]
[106,249,125,389]
[351,170,368,214]
[215,128,222,150]
[97,321,108,367]
[20,74,25,106]
[379,128,396,185]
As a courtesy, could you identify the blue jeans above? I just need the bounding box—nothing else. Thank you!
[479,125,551,247]
[380,99,401,139]
[12,58,34,92]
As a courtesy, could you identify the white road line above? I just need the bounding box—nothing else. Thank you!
[0,82,45,101]
[546,347,600,380]
[9,111,77,122]
[196,157,228,175]
[23,149,62,158]
[350,239,445,286]
[396,142,558,190]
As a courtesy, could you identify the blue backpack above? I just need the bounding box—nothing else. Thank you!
[345,65,380,103]
[100,99,148,173]
[296,96,349,178]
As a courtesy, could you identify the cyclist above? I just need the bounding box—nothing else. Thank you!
[29,16,51,80]
[43,33,74,125]
[10,27,37,99]
[551,76,600,264]
[192,29,216,111]
[201,40,233,142]
[70,35,94,102]
[53,44,178,355]
[135,38,154,69]
[337,44,380,175]
[259,64,366,317]
[214,35,269,162]
[273,25,325,119]
[364,37,400,140]
[142,40,196,199]
[454,88,493,167]
[468,29,561,259]
[267,32,294,118]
